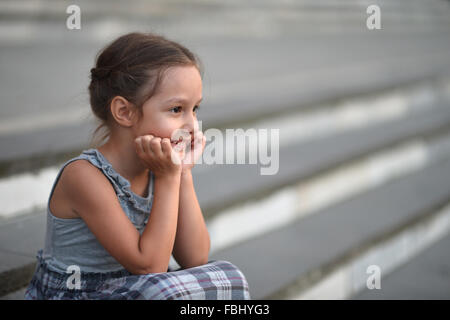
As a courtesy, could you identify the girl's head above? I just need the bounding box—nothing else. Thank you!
[88,32,204,148]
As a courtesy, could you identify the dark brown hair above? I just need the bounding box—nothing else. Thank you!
[88,32,204,147]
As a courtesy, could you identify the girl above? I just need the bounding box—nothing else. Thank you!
[24,32,250,300]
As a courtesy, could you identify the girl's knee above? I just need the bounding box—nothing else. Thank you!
[209,260,249,281]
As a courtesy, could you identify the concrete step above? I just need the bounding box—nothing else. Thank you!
[0,212,46,297]
[1,0,449,49]
[351,231,450,300]
[2,0,450,26]
[0,286,26,300]
[210,156,450,299]
[2,4,450,174]
[2,44,450,177]
[198,97,450,218]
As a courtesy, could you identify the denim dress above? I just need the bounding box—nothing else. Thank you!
[24,148,250,300]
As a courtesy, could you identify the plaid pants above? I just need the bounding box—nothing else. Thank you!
[24,250,251,300]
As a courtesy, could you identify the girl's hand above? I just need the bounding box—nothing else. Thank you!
[134,135,183,179]
[180,131,206,172]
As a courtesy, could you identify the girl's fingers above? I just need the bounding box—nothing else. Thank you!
[141,136,149,154]
[142,135,154,156]
[150,137,163,157]
[136,134,189,166]
[161,138,171,156]
[170,142,184,165]
[135,137,144,156]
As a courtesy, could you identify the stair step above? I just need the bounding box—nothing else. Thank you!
[351,230,450,300]
[2,33,450,175]
[197,101,450,218]
[210,156,450,299]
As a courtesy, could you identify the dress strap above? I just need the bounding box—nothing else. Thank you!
[80,148,154,214]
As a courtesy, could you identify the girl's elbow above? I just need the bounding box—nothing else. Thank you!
[126,255,170,275]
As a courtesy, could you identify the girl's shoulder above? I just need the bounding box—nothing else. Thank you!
[60,159,113,197]
[51,159,115,219]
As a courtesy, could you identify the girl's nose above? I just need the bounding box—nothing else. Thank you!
[183,114,199,134]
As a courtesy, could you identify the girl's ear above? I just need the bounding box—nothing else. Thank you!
[109,96,136,127]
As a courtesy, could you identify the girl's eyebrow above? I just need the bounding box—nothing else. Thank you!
[165,97,203,104]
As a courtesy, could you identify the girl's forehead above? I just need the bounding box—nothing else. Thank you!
[164,96,203,104]
[163,66,201,84]
[158,67,202,96]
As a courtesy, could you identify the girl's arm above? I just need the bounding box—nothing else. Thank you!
[64,160,181,275]
[138,173,181,272]
[172,170,210,269]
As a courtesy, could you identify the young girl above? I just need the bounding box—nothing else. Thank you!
[24,32,250,300]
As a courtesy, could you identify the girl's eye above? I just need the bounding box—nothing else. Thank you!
[170,106,182,113]
[170,105,200,114]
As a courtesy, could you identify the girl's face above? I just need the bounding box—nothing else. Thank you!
[134,65,203,147]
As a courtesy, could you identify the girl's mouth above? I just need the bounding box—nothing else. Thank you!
[171,137,186,147]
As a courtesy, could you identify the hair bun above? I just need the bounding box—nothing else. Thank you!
[90,67,111,80]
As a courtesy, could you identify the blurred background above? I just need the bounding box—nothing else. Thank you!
[1,0,450,299]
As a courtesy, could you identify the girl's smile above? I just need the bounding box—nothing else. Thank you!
[134,65,203,150]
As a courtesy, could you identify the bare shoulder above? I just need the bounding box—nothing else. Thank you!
[58,159,117,216]
[62,159,107,190]
[49,159,99,219]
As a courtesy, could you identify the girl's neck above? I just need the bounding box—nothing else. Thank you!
[97,139,148,183]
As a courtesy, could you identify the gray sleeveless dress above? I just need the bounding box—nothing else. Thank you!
[24,148,250,300]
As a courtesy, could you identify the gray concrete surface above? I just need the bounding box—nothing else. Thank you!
[210,156,450,299]
[352,231,450,300]
[2,0,450,171]
[0,287,26,300]
[195,101,450,216]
